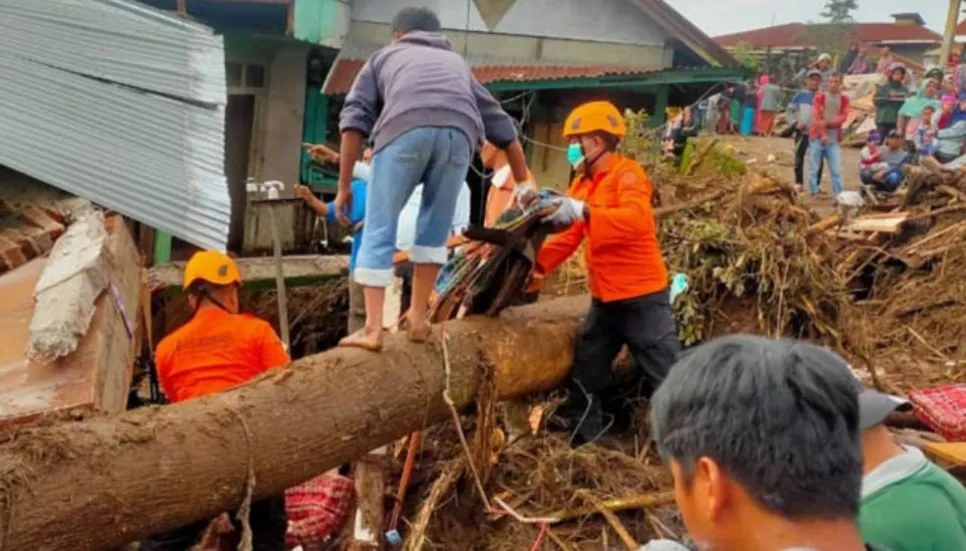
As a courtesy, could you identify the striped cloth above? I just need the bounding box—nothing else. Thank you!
[285,473,355,550]
[910,384,966,441]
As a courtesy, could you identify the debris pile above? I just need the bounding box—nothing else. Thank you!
[393,138,966,549]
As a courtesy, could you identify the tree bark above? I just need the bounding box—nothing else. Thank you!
[0,296,588,551]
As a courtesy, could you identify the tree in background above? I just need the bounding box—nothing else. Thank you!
[731,42,761,73]
[820,0,859,24]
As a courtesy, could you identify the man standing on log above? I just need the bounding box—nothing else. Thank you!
[334,6,532,352]
[526,100,680,446]
[142,250,289,550]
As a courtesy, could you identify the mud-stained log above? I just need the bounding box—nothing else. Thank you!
[0,296,588,551]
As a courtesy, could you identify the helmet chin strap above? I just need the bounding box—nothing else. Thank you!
[193,285,233,315]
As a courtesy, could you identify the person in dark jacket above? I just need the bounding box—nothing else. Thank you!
[839,41,860,74]
[334,7,532,352]
[874,63,910,141]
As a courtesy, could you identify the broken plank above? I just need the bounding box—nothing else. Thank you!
[150,254,348,290]
[842,214,909,234]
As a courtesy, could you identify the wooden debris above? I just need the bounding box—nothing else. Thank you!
[841,213,909,234]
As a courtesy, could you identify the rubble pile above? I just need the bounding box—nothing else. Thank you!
[395,139,966,550]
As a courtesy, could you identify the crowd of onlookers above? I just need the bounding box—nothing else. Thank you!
[699,45,966,198]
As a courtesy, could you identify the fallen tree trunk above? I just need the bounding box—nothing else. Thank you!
[0,296,589,551]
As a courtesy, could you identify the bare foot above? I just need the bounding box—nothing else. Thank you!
[399,311,432,343]
[339,326,383,352]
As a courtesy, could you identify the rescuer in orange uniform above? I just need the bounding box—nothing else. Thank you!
[530,101,681,446]
[141,250,289,551]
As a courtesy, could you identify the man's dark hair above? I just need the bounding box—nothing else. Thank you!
[829,71,843,81]
[650,335,862,519]
[391,7,442,34]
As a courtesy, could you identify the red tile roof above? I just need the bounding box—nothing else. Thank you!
[715,22,941,48]
[957,19,966,35]
[322,60,659,96]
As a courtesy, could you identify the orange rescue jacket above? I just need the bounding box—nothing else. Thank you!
[156,306,290,402]
[535,154,668,302]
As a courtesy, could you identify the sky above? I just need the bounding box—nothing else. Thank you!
[665,0,951,37]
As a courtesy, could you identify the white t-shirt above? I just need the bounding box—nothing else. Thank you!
[351,161,471,251]
[395,183,471,252]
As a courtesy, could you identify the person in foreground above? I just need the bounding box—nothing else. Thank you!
[143,250,289,550]
[857,388,966,550]
[650,335,881,551]
[335,6,531,352]
[531,100,680,446]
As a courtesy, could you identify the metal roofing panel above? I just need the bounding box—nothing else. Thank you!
[0,0,229,250]
[0,0,226,105]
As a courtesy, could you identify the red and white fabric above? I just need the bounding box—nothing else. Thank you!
[909,384,966,442]
[285,473,355,551]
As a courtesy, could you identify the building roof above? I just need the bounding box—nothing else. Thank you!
[323,0,736,96]
[630,0,736,66]
[957,19,966,35]
[715,22,941,49]
[321,44,665,95]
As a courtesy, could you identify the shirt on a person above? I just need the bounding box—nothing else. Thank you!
[880,147,910,169]
[859,145,883,170]
[786,89,816,129]
[395,182,471,252]
[339,31,517,152]
[860,446,966,551]
[874,82,908,125]
[810,91,851,142]
[325,179,367,274]
[760,83,782,112]
[156,307,290,403]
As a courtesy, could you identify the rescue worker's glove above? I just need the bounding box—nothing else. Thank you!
[511,181,539,209]
[542,196,586,231]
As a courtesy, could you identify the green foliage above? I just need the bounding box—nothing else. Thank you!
[731,42,761,72]
[820,0,858,24]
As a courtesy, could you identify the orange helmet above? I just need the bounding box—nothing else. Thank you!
[563,101,626,139]
[182,250,241,290]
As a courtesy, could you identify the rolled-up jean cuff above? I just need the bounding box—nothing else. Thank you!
[354,267,394,287]
[410,245,448,264]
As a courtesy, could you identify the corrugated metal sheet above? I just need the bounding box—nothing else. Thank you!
[0,0,229,251]
[321,40,660,95]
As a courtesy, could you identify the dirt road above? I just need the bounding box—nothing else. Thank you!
[716,135,863,214]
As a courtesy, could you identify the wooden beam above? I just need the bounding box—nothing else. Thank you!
[150,254,348,290]
[940,0,963,67]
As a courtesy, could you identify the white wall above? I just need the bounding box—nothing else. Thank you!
[351,0,667,46]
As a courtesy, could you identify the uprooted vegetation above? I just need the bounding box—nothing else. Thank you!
[393,133,966,549]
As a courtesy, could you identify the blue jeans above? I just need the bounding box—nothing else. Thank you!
[808,139,843,195]
[354,127,471,287]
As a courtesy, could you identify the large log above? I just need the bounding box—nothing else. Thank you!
[0,296,588,551]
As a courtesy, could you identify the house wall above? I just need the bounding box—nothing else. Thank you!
[350,0,668,46]
[348,21,667,68]
[224,35,310,252]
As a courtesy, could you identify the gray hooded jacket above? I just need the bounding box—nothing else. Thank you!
[339,31,518,153]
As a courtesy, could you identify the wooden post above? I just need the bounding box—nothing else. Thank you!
[651,85,669,127]
[941,0,963,67]
[175,0,186,17]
